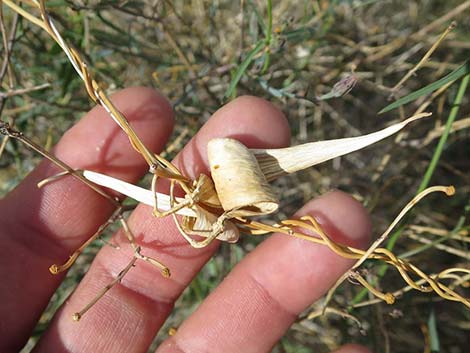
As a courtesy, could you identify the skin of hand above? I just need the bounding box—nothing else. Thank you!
[0,87,373,353]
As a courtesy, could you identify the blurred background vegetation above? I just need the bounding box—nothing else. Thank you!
[1,0,469,352]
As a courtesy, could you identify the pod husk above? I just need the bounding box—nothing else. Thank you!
[191,173,221,208]
[252,114,428,181]
[207,138,279,217]
[182,206,239,243]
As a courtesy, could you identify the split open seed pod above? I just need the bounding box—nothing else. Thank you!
[181,206,239,243]
[82,170,237,242]
[252,114,429,181]
[84,112,429,238]
[190,173,221,208]
[207,138,279,217]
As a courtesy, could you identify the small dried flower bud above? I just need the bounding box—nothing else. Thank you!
[384,293,396,304]
[161,268,171,278]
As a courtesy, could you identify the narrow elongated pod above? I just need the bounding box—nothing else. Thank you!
[253,114,429,181]
[82,170,237,242]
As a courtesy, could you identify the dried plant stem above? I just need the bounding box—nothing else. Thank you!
[390,21,456,97]
[374,80,452,182]
[350,271,395,304]
[352,272,470,309]
[413,1,470,38]
[3,0,182,179]
[72,256,138,321]
[365,1,469,63]
[0,121,117,204]
[413,80,455,116]
[373,24,458,182]
[0,112,168,316]
[2,0,45,30]
[305,307,363,330]
[323,186,456,310]
[0,83,50,99]
[236,185,469,307]
[0,134,8,156]
[0,7,20,157]
[421,116,470,146]
[372,77,455,178]
[119,215,170,278]
[351,69,470,306]
[0,6,16,90]
[358,186,454,270]
[405,233,470,260]
[49,206,127,274]
[72,210,170,321]
[407,225,469,241]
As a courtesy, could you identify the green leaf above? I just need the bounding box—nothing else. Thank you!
[416,72,470,193]
[224,40,265,99]
[379,59,470,114]
[428,308,440,353]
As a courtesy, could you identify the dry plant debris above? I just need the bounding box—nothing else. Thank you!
[1,1,469,352]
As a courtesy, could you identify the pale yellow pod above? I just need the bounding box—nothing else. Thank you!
[253,114,429,181]
[182,206,240,243]
[207,138,279,217]
[191,173,221,208]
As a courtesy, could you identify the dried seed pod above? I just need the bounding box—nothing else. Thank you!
[253,114,429,181]
[83,170,237,242]
[86,114,428,220]
[83,170,196,216]
[191,173,221,208]
[182,206,239,243]
[207,138,279,217]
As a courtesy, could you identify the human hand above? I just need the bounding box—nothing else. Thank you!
[0,87,372,353]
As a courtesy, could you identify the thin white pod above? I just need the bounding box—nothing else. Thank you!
[83,170,195,217]
[83,170,238,242]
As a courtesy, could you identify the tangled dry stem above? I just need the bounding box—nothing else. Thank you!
[2,0,469,321]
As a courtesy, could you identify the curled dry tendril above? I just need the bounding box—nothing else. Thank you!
[2,0,469,321]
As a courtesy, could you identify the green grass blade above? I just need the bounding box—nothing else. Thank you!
[264,0,273,43]
[379,59,470,114]
[428,308,440,353]
[224,40,265,99]
[386,72,468,262]
[417,72,470,193]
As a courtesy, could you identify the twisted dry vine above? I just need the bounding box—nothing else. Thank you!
[1,0,469,321]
